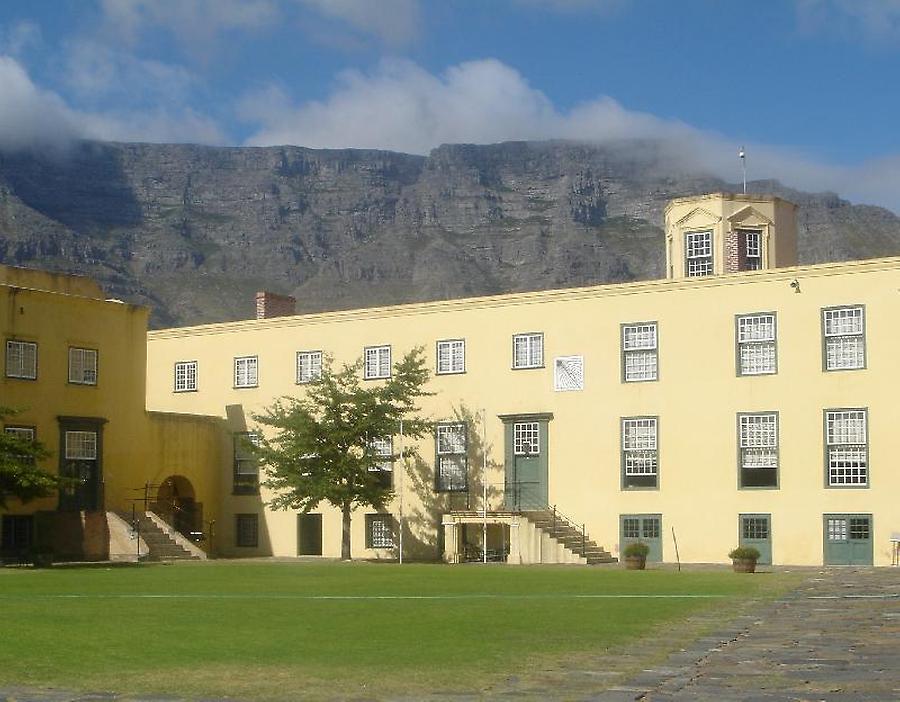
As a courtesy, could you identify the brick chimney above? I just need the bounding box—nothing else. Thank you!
[255,291,296,319]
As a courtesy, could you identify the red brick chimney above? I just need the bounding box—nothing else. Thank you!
[255,291,296,319]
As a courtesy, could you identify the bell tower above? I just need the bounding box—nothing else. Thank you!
[663,193,798,280]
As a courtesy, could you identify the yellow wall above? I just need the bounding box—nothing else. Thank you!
[1,272,223,553]
[146,256,900,566]
[665,193,798,278]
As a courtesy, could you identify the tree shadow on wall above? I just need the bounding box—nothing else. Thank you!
[396,404,503,561]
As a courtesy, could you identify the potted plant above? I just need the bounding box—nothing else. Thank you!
[728,546,760,573]
[623,541,650,570]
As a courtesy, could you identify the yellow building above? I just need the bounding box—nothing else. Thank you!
[1,266,225,561]
[142,193,900,567]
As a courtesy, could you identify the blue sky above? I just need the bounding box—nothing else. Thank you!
[1,0,899,210]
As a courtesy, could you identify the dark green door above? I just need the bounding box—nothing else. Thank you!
[740,514,772,565]
[298,513,323,556]
[503,418,549,510]
[620,514,662,562]
[824,514,873,565]
[58,421,104,512]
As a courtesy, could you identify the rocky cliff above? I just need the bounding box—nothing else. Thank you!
[1,139,898,327]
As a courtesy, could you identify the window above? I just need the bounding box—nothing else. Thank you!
[68,347,97,385]
[369,436,393,489]
[364,345,391,379]
[1,515,34,555]
[512,333,543,369]
[174,361,197,392]
[823,306,865,371]
[739,413,778,488]
[5,340,36,380]
[234,356,258,388]
[436,339,465,375]
[4,426,35,443]
[825,409,868,487]
[233,432,260,494]
[436,423,467,491]
[65,431,97,460]
[513,422,539,456]
[622,417,658,489]
[742,516,769,540]
[685,230,713,276]
[738,229,762,271]
[554,355,584,391]
[736,313,776,376]
[235,514,259,547]
[622,323,658,382]
[365,514,394,549]
[296,351,323,384]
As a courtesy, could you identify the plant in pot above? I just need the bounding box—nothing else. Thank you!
[728,546,761,573]
[623,541,650,570]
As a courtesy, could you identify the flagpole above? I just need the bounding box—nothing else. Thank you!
[398,419,404,565]
[739,146,747,194]
[482,409,487,565]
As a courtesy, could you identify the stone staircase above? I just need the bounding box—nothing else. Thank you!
[522,509,617,565]
[118,511,203,561]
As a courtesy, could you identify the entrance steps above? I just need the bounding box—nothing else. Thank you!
[522,510,617,565]
[117,511,204,561]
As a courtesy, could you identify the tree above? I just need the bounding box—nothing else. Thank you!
[253,348,433,560]
[0,407,56,509]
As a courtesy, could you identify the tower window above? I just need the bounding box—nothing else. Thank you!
[685,231,713,276]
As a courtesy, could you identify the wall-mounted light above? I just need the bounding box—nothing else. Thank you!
[789,279,801,293]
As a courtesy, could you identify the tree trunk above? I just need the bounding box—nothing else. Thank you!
[341,504,352,560]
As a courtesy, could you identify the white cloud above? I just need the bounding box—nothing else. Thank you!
[796,0,900,44]
[296,0,421,47]
[0,55,225,151]
[240,57,900,212]
[64,41,198,104]
[99,0,279,56]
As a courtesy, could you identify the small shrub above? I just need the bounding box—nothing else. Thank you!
[624,541,650,558]
[728,546,761,561]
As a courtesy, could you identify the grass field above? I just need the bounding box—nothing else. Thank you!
[0,561,802,700]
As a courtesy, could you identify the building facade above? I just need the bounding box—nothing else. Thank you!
[1,266,225,560]
[142,194,900,566]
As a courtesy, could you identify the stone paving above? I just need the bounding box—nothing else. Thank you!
[588,567,900,702]
[2,568,897,701]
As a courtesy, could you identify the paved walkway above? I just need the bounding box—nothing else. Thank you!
[589,567,900,702]
[2,568,897,701]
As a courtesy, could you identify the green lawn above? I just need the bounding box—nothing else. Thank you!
[0,561,801,700]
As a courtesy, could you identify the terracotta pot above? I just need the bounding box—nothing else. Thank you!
[732,557,757,573]
[624,554,646,570]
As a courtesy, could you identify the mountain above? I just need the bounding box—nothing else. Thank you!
[1,139,899,328]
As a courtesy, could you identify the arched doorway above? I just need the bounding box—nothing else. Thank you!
[154,475,201,539]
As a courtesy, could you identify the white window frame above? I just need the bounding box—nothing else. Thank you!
[65,431,98,460]
[736,313,777,376]
[174,360,198,392]
[4,426,35,442]
[622,323,658,382]
[513,422,540,456]
[233,432,261,494]
[436,339,465,375]
[621,417,658,489]
[368,436,394,488]
[825,409,868,487]
[822,306,865,371]
[739,229,763,271]
[366,514,394,549]
[364,345,391,380]
[512,333,543,370]
[685,230,713,277]
[296,351,323,384]
[5,340,37,380]
[68,347,98,385]
[436,423,467,492]
[738,413,778,488]
[234,355,258,388]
